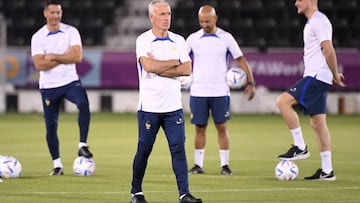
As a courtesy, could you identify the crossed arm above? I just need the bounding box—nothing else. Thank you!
[139,54,191,77]
[32,45,83,71]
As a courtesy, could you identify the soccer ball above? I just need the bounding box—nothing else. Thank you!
[73,156,96,176]
[178,75,192,89]
[275,160,299,181]
[0,155,22,178]
[226,67,247,88]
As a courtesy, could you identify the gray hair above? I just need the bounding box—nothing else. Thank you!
[148,0,170,16]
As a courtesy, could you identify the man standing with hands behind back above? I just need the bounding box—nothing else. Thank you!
[186,5,256,175]
[277,0,345,180]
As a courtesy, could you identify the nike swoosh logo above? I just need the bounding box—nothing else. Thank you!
[320,174,330,179]
[176,118,184,124]
[293,151,305,156]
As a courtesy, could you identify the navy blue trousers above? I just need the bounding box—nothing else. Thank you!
[131,109,189,196]
[40,80,90,160]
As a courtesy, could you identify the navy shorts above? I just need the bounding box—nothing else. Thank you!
[287,76,331,115]
[190,96,230,125]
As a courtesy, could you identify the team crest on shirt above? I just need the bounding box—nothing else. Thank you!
[45,98,51,106]
[145,121,151,130]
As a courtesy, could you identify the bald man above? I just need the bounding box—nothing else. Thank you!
[277,0,345,180]
[186,5,255,175]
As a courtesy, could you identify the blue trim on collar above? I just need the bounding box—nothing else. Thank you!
[47,30,63,36]
[152,36,174,42]
[201,33,219,38]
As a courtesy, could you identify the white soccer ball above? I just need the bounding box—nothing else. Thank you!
[226,67,247,88]
[73,156,96,176]
[0,156,22,178]
[275,160,299,181]
[178,75,192,89]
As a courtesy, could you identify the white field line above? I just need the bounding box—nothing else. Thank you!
[1,187,359,195]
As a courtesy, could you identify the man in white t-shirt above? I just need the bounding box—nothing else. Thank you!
[277,0,345,180]
[130,1,202,203]
[186,5,255,175]
[31,0,93,176]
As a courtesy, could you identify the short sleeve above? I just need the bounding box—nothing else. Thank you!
[185,35,193,55]
[69,27,82,46]
[135,35,149,62]
[312,15,332,43]
[178,37,191,63]
[226,33,243,59]
[31,33,44,56]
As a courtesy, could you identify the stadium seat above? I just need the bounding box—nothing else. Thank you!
[217,0,240,21]
[318,0,335,19]
[1,0,120,46]
[238,0,263,20]
[0,0,358,48]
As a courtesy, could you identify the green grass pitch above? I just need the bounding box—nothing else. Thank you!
[0,113,359,202]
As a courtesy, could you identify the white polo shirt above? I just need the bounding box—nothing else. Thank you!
[186,28,243,97]
[303,11,333,84]
[136,30,191,113]
[31,23,81,89]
